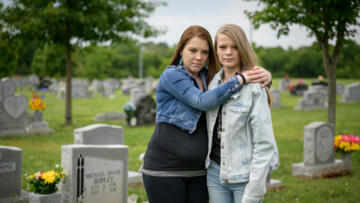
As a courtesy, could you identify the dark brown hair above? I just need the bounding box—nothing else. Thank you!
[169,25,219,83]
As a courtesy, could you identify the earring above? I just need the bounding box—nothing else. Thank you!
[205,61,209,68]
[179,57,183,65]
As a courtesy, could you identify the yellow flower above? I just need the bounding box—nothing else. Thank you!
[42,170,57,184]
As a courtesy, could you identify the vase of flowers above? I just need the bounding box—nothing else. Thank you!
[29,91,46,122]
[334,134,360,169]
[25,164,66,203]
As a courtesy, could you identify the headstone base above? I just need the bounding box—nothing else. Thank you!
[292,159,351,179]
[294,105,327,111]
[0,129,26,137]
[93,112,126,122]
[0,190,29,203]
[340,99,360,103]
[26,122,54,135]
[128,171,143,188]
[29,192,61,203]
[266,179,282,191]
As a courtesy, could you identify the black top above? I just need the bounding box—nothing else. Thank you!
[143,113,208,171]
[210,106,222,165]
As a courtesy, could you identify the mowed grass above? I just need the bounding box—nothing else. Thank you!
[1,78,359,203]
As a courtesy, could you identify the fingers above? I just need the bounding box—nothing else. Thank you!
[246,73,267,82]
[245,68,263,76]
[242,66,271,87]
[260,80,270,88]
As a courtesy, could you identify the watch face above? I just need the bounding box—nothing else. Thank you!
[315,126,333,162]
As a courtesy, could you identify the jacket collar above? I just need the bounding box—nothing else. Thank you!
[175,65,208,90]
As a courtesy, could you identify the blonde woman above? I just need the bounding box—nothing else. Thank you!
[205,24,279,203]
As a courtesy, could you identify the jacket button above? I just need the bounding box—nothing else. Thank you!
[223,111,226,115]
[222,128,225,132]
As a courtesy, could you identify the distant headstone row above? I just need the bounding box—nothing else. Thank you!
[295,82,360,111]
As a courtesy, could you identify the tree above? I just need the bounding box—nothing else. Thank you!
[0,3,18,77]
[246,0,360,129]
[2,0,164,126]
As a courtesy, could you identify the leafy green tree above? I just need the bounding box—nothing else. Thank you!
[0,3,18,77]
[247,0,360,128]
[15,41,37,76]
[2,0,164,125]
[0,32,18,78]
[31,45,66,78]
[337,40,360,78]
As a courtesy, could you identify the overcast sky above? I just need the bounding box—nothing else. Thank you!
[145,0,360,49]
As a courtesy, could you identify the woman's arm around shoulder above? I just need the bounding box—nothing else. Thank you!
[158,65,244,111]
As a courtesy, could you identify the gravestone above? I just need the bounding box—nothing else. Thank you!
[57,81,66,99]
[0,146,29,203]
[61,145,128,203]
[29,75,39,90]
[294,87,327,111]
[74,124,143,188]
[93,112,126,122]
[58,79,93,99]
[279,78,290,92]
[0,78,28,137]
[48,79,59,94]
[74,124,123,145]
[130,88,147,105]
[340,83,360,103]
[26,121,54,135]
[102,81,115,98]
[292,122,351,178]
[91,80,103,94]
[72,79,92,98]
[134,95,156,126]
[270,89,281,108]
[103,79,121,90]
[336,83,344,95]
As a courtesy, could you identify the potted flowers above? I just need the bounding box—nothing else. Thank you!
[334,134,360,168]
[25,164,66,203]
[28,91,46,122]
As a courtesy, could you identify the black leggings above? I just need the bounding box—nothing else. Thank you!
[142,173,209,203]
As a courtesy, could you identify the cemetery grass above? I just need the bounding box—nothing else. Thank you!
[0,78,359,203]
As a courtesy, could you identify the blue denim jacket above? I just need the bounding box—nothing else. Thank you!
[156,65,242,133]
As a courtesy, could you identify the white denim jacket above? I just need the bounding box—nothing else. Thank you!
[205,69,279,203]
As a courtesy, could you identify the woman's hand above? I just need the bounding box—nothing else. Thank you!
[243,66,272,88]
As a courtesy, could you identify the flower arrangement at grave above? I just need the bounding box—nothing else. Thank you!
[28,91,46,122]
[29,91,45,111]
[334,134,360,153]
[25,164,66,194]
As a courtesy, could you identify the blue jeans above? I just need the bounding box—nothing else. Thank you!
[207,161,262,203]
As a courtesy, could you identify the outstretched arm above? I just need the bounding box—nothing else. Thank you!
[159,67,245,111]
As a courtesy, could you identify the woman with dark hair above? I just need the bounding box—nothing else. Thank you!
[142,25,272,203]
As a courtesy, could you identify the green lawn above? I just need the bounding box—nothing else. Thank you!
[1,78,359,202]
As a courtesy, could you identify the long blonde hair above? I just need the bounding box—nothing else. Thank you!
[215,24,272,106]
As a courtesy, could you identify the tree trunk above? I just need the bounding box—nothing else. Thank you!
[320,43,336,130]
[65,47,72,126]
[327,63,336,129]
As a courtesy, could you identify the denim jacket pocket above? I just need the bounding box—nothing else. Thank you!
[228,103,250,128]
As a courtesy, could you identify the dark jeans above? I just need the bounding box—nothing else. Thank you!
[142,173,209,203]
